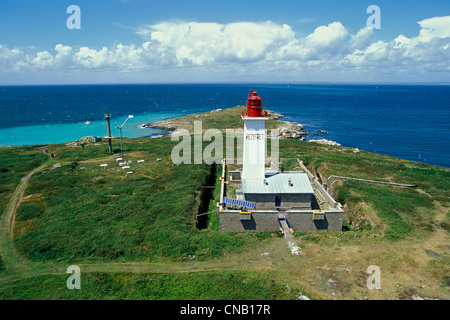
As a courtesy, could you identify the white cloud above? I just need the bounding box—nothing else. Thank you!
[0,45,27,72]
[54,44,73,65]
[29,51,53,70]
[350,27,374,50]
[75,46,111,68]
[344,16,450,73]
[141,21,296,65]
[306,22,348,48]
[0,16,449,83]
[417,16,450,42]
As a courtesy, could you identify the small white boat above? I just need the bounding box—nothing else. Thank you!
[84,121,91,124]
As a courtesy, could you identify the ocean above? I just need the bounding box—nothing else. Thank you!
[0,84,449,168]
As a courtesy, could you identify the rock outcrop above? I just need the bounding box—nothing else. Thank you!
[276,121,308,139]
[266,110,285,120]
[143,119,182,131]
[308,139,341,146]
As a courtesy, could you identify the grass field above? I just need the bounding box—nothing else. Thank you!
[0,107,448,300]
[0,146,48,214]
[10,138,269,264]
[0,270,301,300]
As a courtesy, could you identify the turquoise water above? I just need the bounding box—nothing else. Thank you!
[0,84,449,168]
[0,111,182,146]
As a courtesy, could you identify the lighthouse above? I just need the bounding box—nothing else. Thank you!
[241,89,269,182]
[218,89,344,233]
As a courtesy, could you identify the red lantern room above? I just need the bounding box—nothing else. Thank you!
[244,89,268,117]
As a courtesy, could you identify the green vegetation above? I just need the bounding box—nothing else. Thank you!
[0,106,448,300]
[0,255,4,272]
[278,139,449,240]
[336,181,434,239]
[440,220,450,232]
[16,204,43,221]
[0,145,48,212]
[157,106,282,133]
[207,164,222,231]
[0,270,299,300]
[11,138,267,263]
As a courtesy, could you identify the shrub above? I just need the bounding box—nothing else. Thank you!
[16,204,43,221]
[0,255,5,272]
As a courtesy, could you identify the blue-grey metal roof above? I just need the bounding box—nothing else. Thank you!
[242,172,313,194]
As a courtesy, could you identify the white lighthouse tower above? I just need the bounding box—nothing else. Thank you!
[241,90,269,182]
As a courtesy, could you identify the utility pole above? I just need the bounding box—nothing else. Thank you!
[105,113,113,154]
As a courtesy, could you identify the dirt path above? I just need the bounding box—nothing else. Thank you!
[0,162,49,271]
[0,163,448,301]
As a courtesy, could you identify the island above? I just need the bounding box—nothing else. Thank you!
[0,106,448,300]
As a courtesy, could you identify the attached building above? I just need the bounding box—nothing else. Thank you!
[242,172,313,210]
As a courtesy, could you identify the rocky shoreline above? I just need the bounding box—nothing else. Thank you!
[143,106,309,140]
[308,139,342,146]
[276,120,308,140]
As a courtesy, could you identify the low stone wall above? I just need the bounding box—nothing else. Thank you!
[219,210,279,232]
[219,210,343,232]
[287,210,343,232]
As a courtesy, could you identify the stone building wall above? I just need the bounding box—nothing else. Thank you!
[219,210,279,232]
[219,210,343,232]
[286,210,343,232]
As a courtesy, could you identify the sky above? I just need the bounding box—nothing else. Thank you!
[0,0,449,84]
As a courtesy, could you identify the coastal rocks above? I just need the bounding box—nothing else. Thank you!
[266,110,285,120]
[308,139,341,146]
[143,119,181,131]
[276,121,308,139]
[170,128,188,137]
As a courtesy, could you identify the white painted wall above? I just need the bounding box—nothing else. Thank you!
[242,117,267,181]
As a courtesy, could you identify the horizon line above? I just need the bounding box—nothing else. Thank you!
[1,81,449,87]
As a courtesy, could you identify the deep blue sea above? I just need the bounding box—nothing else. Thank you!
[0,84,449,168]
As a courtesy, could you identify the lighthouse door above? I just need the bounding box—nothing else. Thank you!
[275,196,281,207]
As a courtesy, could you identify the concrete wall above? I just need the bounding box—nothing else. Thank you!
[219,210,343,232]
[286,210,343,232]
[219,210,279,232]
[244,193,312,210]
